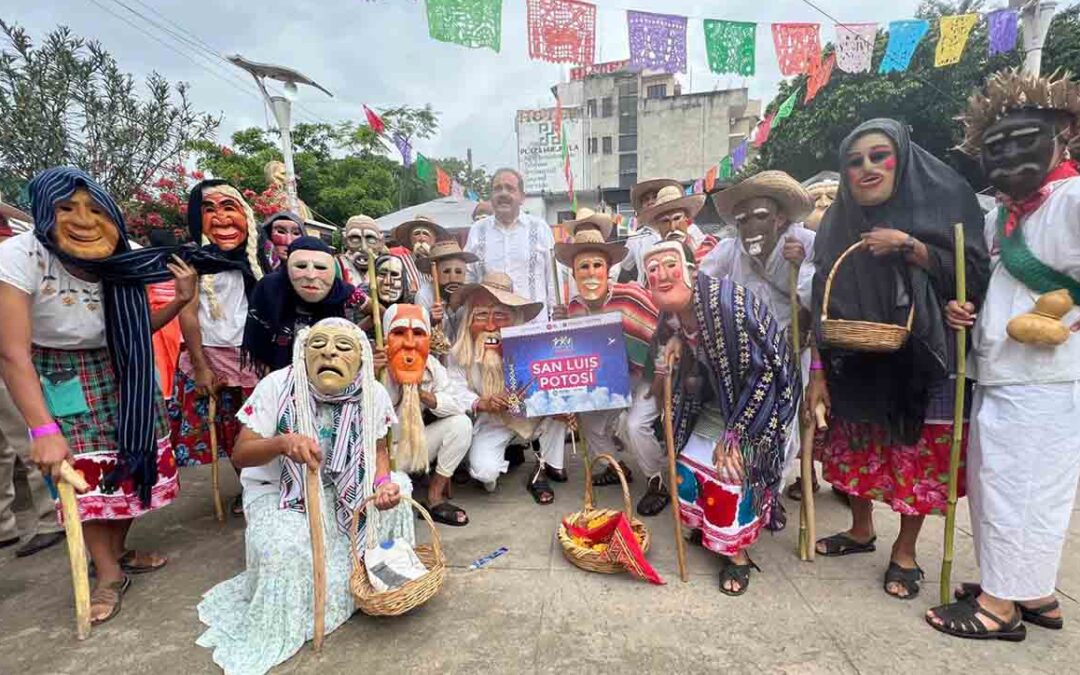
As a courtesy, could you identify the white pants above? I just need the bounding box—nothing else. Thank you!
[424,414,472,478]
[580,380,665,478]
[968,381,1080,601]
[468,414,566,485]
[0,381,61,541]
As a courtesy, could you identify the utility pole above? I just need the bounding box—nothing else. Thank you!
[466,147,474,195]
[1010,0,1058,77]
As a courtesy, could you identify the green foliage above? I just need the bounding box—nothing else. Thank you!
[430,156,491,198]
[0,22,219,207]
[750,0,1080,189]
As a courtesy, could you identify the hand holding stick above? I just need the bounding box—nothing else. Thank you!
[940,223,968,604]
[662,351,689,583]
[429,264,451,356]
[56,462,91,639]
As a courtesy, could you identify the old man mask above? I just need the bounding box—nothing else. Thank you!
[304,320,364,396]
[375,254,406,305]
[287,247,336,303]
[644,241,695,313]
[981,109,1066,201]
[383,304,431,472]
[734,196,783,262]
[53,187,121,260]
[201,186,254,251]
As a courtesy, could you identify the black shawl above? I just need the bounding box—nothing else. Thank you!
[811,119,989,443]
[258,210,307,272]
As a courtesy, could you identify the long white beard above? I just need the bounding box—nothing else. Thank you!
[395,383,428,473]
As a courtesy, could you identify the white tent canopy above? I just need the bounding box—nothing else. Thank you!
[374,196,478,235]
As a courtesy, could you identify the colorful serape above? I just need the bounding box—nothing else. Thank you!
[568,282,659,377]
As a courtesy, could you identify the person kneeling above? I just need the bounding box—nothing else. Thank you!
[197,318,414,675]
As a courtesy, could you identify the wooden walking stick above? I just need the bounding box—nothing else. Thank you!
[429,263,451,356]
[940,223,967,604]
[304,465,327,652]
[56,462,91,640]
[789,265,811,561]
[799,403,827,562]
[208,396,225,523]
[663,351,689,583]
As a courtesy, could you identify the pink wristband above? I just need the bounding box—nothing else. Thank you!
[30,422,61,439]
[809,359,825,371]
[373,474,390,488]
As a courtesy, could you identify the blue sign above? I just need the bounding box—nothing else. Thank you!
[500,313,631,418]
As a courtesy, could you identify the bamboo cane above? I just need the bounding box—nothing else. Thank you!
[366,250,395,468]
[208,396,224,523]
[305,466,327,652]
[56,462,91,640]
[663,352,689,582]
[429,264,450,356]
[789,265,811,561]
[940,223,967,605]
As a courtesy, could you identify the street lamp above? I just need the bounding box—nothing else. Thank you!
[1010,0,1058,77]
[227,54,333,213]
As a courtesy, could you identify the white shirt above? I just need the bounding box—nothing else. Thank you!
[199,270,248,348]
[464,213,555,323]
[698,225,816,332]
[384,356,467,419]
[235,367,397,502]
[621,224,707,284]
[971,178,1080,385]
[0,232,107,349]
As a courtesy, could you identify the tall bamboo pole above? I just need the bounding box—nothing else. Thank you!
[663,352,689,582]
[305,467,327,652]
[57,463,91,640]
[366,248,394,468]
[208,396,224,523]
[940,223,967,604]
[790,265,811,560]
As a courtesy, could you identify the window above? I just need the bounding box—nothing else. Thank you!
[601,97,613,118]
[587,137,598,154]
[602,137,613,155]
[619,154,637,172]
[618,96,636,116]
[618,134,637,152]
[646,84,667,99]
[619,113,637,134]
[617,79,638,97]
[618,172,638,189]
[586,99,597,117]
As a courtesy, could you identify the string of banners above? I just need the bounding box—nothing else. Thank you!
[366,105,475,200]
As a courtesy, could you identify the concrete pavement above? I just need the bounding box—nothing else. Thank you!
[1,452,1077,674]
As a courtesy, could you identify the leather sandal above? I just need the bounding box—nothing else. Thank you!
[90,575,131,626]
[883,561,924,600]
[926,599,1027,642]
[719,555,760,597]
[955,582,1063,630]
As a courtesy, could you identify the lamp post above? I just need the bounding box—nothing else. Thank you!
[1011,0,1058,77]
[228,55,333,213]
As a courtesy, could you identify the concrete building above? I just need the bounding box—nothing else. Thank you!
[517,61,760,227]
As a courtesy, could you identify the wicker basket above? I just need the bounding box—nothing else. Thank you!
[821,240,915,353]
[349,495,446,617]
[557,452,651,574]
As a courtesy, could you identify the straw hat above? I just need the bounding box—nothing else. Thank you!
[450,271,544,321]
[711,170,813,222]
[630,178,683,213]
[416,239,479,273]
[393,215,450,250]
[563,208,614,239]
[554,228,628,267]
[638,185,706,226]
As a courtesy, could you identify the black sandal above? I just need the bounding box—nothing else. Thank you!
[784,475,819,502]
[544,465,568,483]
[636,476,669,517]
[883,561,924,600]
[815,532,877,557]
[719,555,760,597]
[926,600,1027,641]
[428,501,469,527]
[591,461,632,486]
[955,583,1064,630]
[527,465,554,505]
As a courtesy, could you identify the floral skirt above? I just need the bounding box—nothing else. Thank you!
[32,346,178,523]
[197,476,416,675]
[168,347,257,467]
[817,419,967,517]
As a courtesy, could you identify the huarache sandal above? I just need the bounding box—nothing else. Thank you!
[955,583,1064,630]
[925,600,1027,642]
[719,555,760,597]
[119,550,168,575]
[428,501,469,527]
[815,532,877,557]
[90,575,131,626]
[591,461,632,486]
[765,501,787,532]
[636,476,670,517]
[883,561,924,599]
[527,465,554,505]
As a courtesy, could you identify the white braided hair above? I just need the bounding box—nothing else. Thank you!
[291,317,382,549]
[199,184,264,320]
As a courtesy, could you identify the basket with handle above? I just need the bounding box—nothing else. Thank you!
[557,452,651,574]
[821,240,915,352]
[349,495,446,616]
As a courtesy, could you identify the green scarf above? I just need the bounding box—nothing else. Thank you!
[997,207,1080,304]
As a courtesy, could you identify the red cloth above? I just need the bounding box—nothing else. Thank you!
[147,281,181,400]
[999,161,1080,236]
[364,105,385,135]
[564,512,664,584]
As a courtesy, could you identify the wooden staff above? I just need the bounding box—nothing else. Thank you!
[365,250,395,468]
[304,466,327,652]
[663,351,689,583]
[789,265,811,560]
[940,223,967,605]
[56,462,91,640]
[208,396,224,523]
[429,263,450,356]
[800,403,827,562]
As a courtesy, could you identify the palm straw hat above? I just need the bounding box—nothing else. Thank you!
[563,208,614,239]
[450,271,544,321]
[554,228,628,267]
[638,185,706,227]
[711,170,814,222]
[416,239,479,273]
[630,178,683,213]
[393,215,450,250]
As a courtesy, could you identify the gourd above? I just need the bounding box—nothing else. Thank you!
[1006,289,1074,346]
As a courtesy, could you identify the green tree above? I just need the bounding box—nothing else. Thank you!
[0,22,219,207]
[431,156,491,198]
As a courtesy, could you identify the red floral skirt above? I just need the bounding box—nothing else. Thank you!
[168,369,253,467]
[816,419,967,517]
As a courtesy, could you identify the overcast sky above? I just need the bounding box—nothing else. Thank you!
[13,0,932,173]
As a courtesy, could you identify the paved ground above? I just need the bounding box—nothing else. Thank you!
[1,450,1078,675]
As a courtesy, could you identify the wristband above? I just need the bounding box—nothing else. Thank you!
[809,359,825,371]
[373,474,391,489]
[30,422,61,439]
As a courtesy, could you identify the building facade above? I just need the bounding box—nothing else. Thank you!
[517,61,760,226]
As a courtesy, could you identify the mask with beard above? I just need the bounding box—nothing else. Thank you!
[410,226,435,259]
[734,197,783,261]
[436,257,468,299]
[981,109,1063,201]
[382,304,431,473]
